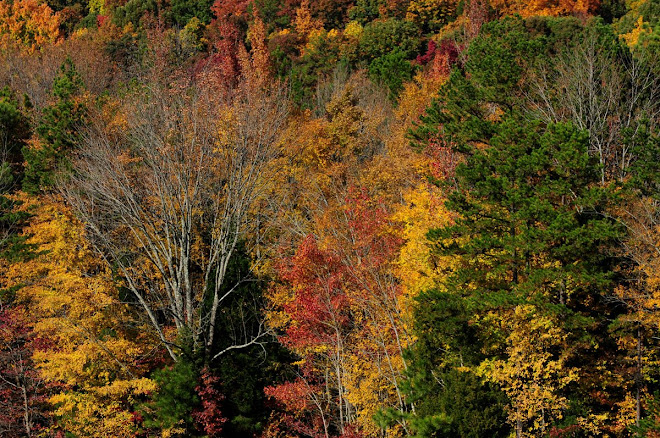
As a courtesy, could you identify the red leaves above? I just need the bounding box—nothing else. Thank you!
[199,20,241,84]
[193,368,227,438]
[268,189,406,435]
[549,424,581,438]
[280,235,350,350]
[277,189,402,351]
[338,424,365,438]
[202,0,251,84]
[199,4,272,89]
[265,378,315,413]
[210,0,250,22]
[416,39,462,79]
[96,14,108,28]
[416,39,438,65]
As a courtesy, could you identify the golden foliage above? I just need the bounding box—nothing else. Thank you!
[488,0,600,17]
[2,194,157,437]
[479,305,575,436]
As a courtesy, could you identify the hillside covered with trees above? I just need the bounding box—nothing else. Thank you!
[0,0,659,436]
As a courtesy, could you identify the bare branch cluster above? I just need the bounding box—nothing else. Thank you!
[61,74,288,362]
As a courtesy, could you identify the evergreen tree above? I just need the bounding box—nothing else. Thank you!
[397,16,625,436]
[142,358,201,434]
[0,87,30,183]
[406,117,622,435]
[0,87,33,262]
[23,57,85,194]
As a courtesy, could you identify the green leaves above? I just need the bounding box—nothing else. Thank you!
[23,58,85,194]
[359,18,421,60]
[368,49,416,101]
[401,16,630,435]
[411,115,622,435]
[142,360,200,433]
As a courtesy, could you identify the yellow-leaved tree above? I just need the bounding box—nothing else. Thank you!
[1,194,157,437]
[488,0,600,17]
[479,305,575,437]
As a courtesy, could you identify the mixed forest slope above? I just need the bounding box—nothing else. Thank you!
[0,0,659,436]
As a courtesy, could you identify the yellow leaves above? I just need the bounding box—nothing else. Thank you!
[405,0,458,28]
[216,107,238,152]
[100,96,130,134]
[265,285,295,331]
[287,111,334,168]
[479,304,575,436]
[343,331,408,437]
[615,1,657,49]
[612,392,639,431]
[575,413,610,435]
[344,20,364,39]
[345,365,395,436]
[88,0,106,15]
[621,16,646,47]
[49,390,138,438]
[161,423,188,438]
[3,193,157,436]
[380,75,445,184]
[93,377,158,398]
[394,184,453,300]
[488,0,599,18]
[292,0,331,56]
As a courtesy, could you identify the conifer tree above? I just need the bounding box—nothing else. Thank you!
[398,16,625,436]
[23,57,85,194]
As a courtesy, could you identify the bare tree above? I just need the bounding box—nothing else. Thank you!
[61,71,288,363]
[527,26,659,183]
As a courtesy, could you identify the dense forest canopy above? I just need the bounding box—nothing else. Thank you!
[0,0,659,437]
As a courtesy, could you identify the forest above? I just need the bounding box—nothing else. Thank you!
[0,0,659,436]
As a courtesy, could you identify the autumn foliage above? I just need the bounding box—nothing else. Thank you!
[0,0,62,53]
[0,0,659,437]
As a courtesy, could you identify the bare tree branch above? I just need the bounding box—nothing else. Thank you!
[60,72,288,362]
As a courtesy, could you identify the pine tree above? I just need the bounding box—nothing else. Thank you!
[0,87,32,262]
[396,16,626,435]
[22,57,85,194]
[404,116,622,436]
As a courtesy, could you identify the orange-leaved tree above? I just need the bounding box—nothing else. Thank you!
[0,0,62,53]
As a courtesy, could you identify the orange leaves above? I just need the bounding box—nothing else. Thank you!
[246,13,272,83]
[489,0,600,18]
[294,0,324,39]
[265,379,317,414]
[0,0,63,53]
[260,68,453,435]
